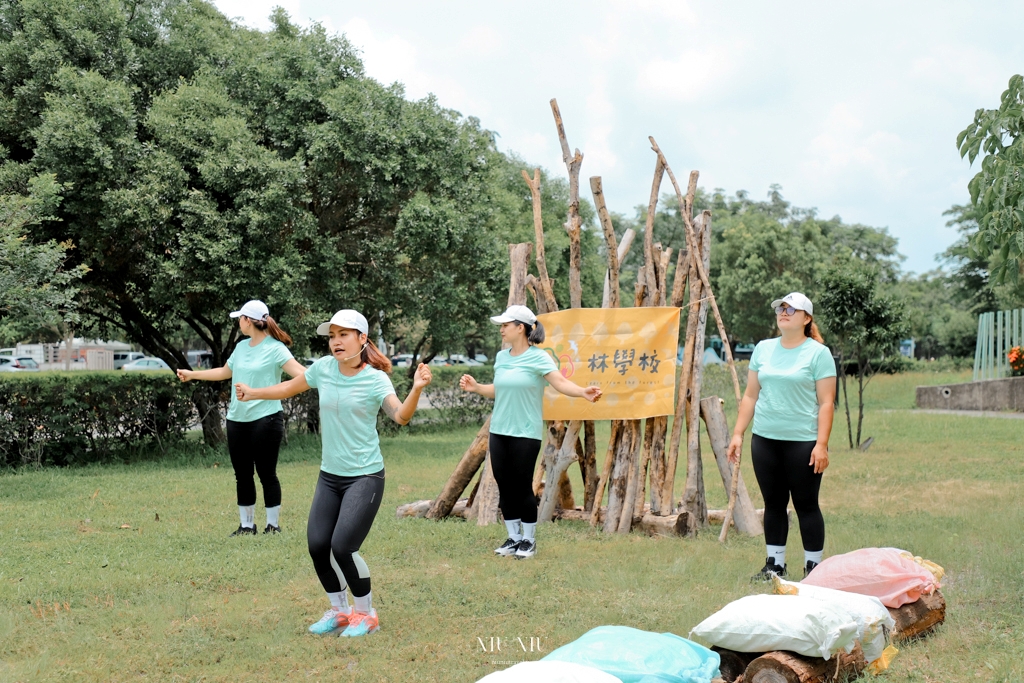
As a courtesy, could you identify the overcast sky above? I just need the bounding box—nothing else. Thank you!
[213,0,1023,274]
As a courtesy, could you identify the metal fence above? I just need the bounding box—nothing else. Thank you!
[973,309,1024,381]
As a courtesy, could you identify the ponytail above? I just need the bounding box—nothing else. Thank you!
[361,339,392,373]
[249,315,293,347]
[524,321,546,345]
[805,317,824,344]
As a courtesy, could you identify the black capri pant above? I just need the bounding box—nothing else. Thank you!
[307,469,385,598]
[225,411,284,508]
[750,434,824,552]
[488,433,543,524]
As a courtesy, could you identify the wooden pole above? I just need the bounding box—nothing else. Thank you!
[681,213,711,532]
[700,397,762,535]
[426,416,491,519]
[649,136,748,541]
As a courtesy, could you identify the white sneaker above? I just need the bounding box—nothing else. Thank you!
[514,539,536,559]
[495,538,521,556]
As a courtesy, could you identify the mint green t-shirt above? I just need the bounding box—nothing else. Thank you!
[748,337,837,442]
[491,346,559,441]
[225,336,294,422]
[303,358,396,477]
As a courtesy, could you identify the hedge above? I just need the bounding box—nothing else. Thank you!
[0,365,496,467]
[0,372,194,467]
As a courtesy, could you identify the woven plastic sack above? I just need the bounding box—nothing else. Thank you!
[689,594,860,660]
[773,576,896,665]
[802,548,939,608]
[542,625,720,683]
[476,660,621,683]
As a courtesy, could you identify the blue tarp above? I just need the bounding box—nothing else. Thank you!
[542,626,721,683]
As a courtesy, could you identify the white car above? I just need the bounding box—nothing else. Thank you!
[122,357,171,371]
[448,354,483,366]
[0,355,40,372]
[113,351,146,370]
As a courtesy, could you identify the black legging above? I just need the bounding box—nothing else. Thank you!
[750,434,824,552]
[307,469,385,598]
[225,411,284,507]
[489,433,543,524]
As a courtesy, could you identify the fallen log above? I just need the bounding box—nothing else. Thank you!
[712,647,762,682]
[425,417,489,519]
[397,499,469,519]
[744,644,865,683]
[888,589,945,641]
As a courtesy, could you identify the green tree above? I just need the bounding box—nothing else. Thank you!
[0,0,522,443]
[0,171,86,346]
[819,262,908,449]
[957,74,1024,283]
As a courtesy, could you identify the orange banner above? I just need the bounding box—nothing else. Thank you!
[537,307,681,420]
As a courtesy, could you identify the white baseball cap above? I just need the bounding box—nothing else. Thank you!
[316,309,369,336]
[770,292,813,316]
[230,300,269,320]
[490,305,538,326]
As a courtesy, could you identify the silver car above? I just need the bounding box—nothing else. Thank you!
[0,355,40,372]
[122,357,171,371]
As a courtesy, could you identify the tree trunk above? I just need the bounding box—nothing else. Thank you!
[604,419,641,533]
[681,212,712,532]
[712,647,762,683]
[426,416,490,519]
[888,590,945,641]
[856,357,868,448]
[839,350,853,449]
[192,384,226,446]
[581,421,598,511]
[537,420,582,522]
[744,645,866,683]
[700,397,763,535]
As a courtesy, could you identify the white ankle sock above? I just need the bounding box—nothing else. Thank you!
[804,549,823,565]
[266,505,280,528]
[522,522,537,542]
[239,505,255,528]
[766,545,786,567]
[353,591,372,614]
[504,519,523,542]
[326,590,351,613]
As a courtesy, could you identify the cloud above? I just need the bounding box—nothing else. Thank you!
[637,45,741,102]
[456,25,505,57]
[801,103,908,194]
[214,0,302,29]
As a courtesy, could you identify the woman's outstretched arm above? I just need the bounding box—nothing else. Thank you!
[235,375,311,402]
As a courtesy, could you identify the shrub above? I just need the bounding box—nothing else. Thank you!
[0,372,194,467]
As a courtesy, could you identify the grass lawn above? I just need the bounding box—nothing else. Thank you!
[1,370,1022,682]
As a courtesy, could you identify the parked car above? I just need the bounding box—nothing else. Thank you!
[113,351,146,369]
[447,354,483,366]
[122,357,171,371]
[428,356,451,366]
[391,354,414,367]
[0,355,40,372]
[301,357,320,367]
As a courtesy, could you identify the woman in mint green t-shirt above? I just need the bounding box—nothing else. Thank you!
[177,300,306,536]
[235,309,432,639]
[726,292,836,582]
[459,305,602,560]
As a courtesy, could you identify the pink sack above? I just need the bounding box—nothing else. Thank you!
[802,548,939,608]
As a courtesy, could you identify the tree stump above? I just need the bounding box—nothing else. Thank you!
[712,647,762,682]
[744,645,865,683]
[888,589,945,641]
